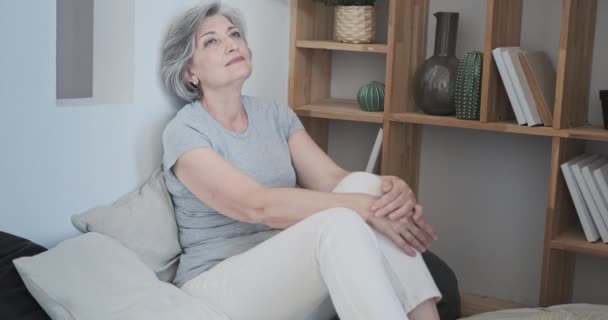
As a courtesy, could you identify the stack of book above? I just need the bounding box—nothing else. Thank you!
[492,47,556,127]
[561,154,608,243]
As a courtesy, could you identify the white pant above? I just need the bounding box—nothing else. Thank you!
[182,172,441,320]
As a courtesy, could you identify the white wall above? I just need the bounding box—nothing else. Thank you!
[0,0,290,247]
[92,0,135,105]
[329,0,608,307]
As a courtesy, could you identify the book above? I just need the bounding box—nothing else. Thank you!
[492,47,527,125]
[518,51,556,126]
[561,154,600,242]
[593,163,608,237]
[365,128,383,174]
[501,47,543,126]
[579,157,608,243]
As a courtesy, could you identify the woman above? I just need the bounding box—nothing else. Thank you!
[160,2,443,319]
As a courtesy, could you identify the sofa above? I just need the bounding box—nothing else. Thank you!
[2,170,464,319]
[1,231,49,320]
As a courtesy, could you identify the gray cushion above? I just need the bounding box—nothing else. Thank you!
[71,168,180,282]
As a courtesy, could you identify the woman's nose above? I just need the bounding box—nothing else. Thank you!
[224,37,239,53]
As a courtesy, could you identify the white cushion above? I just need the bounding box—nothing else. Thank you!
[462,304,608,320]
[13,232,229,320]
[71,168,181,282]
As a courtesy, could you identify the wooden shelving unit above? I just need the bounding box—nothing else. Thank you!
[288,0,603,313]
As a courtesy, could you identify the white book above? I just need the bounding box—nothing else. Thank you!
[365,128,383,174]
[492,47,527,125]
[501,47,543,126]
[561,154,600,242]
[593,163,608,236]
[580,157,608,243]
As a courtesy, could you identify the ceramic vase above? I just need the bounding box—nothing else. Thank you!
[413,12,460,115]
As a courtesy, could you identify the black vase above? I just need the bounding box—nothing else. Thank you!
[414,12,460,115]
[601,90,608,129]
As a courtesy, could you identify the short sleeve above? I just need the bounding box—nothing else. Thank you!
[277,103,305,140]
[162,118,211,172]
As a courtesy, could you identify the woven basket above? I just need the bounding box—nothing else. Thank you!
[335,6,376,44]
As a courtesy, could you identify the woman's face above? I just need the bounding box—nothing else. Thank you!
[188,15,252,91]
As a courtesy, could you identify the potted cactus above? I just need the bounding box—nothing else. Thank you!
[313,0,377,44]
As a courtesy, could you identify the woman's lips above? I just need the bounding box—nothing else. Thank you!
[226,56,245,66]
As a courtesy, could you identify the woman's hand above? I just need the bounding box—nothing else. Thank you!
[371,175,417,220]
[368,205,438,257]
[347,193,379,222]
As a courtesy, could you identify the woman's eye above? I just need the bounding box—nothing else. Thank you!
[204,38,217,47]
[230,31,241,38]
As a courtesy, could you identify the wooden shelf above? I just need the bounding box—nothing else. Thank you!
[551,227,608,258]
[293,99,384,123]
[388,112,559,138]
[565,125,608,142]
[295,40,388,54]
[372,112,608,142]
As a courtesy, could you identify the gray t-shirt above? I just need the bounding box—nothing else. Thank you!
[162,95,304,287]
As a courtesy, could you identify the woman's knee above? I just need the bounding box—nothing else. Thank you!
[332,172,382,196]
[313,207,372,239]
[314,207,366,226]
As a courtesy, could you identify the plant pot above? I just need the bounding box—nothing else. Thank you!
[335,6,376,44]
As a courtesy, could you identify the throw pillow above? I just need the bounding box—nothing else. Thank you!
[71,168,181,282]
[13,232,229,320]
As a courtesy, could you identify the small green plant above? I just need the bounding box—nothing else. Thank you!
[312,0,376,6]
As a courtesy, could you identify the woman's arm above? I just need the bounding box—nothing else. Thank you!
[172,147,377,229]
[291,127,438,251]
[288,130,350,192]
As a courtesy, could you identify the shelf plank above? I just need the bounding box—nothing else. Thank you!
[480,0,523,122]
[551,227,608,257]
[540,137,582,307]
[295,40,388,54]
[553,0,598,129]
[564,125,608,142]
[293,99,384,123]
[389,112,559,138]
[384,113,608,142]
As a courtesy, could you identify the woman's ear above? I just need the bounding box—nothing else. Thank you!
[186,68,198,86]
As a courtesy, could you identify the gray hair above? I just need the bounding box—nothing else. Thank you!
[160,1,248,102]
